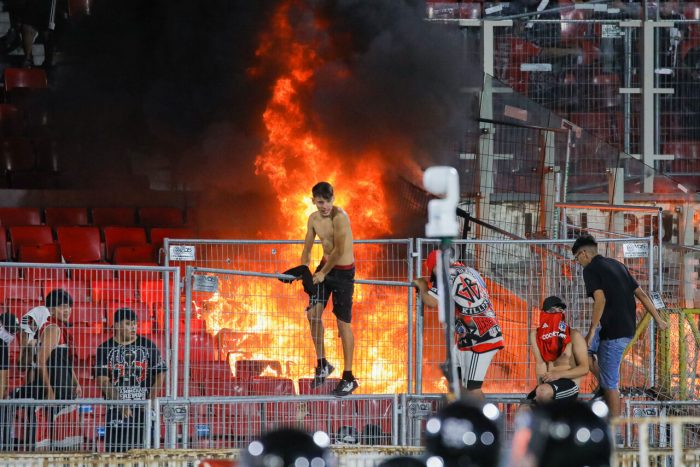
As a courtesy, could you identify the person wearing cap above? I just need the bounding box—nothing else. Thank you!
[572,234,667,418]
[95,307,167,452]
[413,250,504,398]
[527,296,588,404]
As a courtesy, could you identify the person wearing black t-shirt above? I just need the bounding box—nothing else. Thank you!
[95,308,166,452]
[572,235,666,418]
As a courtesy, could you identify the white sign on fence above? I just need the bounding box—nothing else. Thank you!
[169,245,196,261]
[623,242,649,258]
[649,292,666,310]
[193,275,218,293]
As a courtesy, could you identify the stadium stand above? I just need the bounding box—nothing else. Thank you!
[56,226,103,263]
[103,226,147,261]
[91,207,136,227]
[9,225,53,259]
[45,207,89,226]
[0,207,41,226]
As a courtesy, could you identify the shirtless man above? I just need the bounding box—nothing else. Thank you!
[301,181,358,396]
[527,296,588,404]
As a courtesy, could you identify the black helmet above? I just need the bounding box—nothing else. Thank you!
[510,401,612,467]
[378,456,426,467]
[424,399,501,467]
[240,428,334,467]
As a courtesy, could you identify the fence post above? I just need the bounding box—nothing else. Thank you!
[181,266,194,447]
[407,239,415,396]
[153,398,161,449]
[144,399,153,449]
[392,393,399,446]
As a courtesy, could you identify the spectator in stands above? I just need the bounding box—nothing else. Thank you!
[95,308,166,452]
[301,182,358,397]
[36,290,79,401]
[0,312,19,449]
[527,296,588,404]
[572,235,667,418]
[17,306,50,374]
[413,250,504,399]
[35,289,81,450]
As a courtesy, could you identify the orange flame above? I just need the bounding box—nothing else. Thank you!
[201,0,410,395]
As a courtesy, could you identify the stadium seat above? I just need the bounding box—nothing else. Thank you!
[56,226,103,263]
[0,279,43,302]
[235,360,283,380]
[9,226,54,259]
[91,207,136,226]
[103,226,147,261]
[139,207,184,227]
[44,208,89,227]
[4,68,48,94]
[0,138,36,172]
[113,245,157,266]
[70,328,105,364]
[68,0,92,17]
[90,278,137,303]
[0,207,41,227]
[0,104,24,136]
[663,140,700,159]
[42,279,90,303]
[298,377,342,395]
[18,243,61,263]
[0,228,8,262]
[70,304,104,327]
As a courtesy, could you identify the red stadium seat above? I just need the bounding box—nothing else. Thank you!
[44,208,89,227]
[0,279,43,302]
[663,140,700,159]
[0,207,41,227]
[0,104,24,136]
[56,226,103,263]
[0,138,36,172]
[18,243,61,263]
[41,279,90,303]
[139,207,183,227]
[103,226,147,261]
[9,226,53,259]
[91,207,136,226]
[4,68,48,93]
[247,377,295,396]
[70,304,104,327]
[70,328,105,366]
[68,0,92,17]
[90,277,138,303]
[0,228,8,262]
[235,360,283,380]
[298,377,342,395]
[113,245,157,266]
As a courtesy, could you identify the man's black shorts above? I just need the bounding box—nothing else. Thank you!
[527,378,579,403]
[309,265,355,323]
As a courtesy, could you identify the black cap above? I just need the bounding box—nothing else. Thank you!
[45,289,73,308]
[0,312,19,335]
[542,296,567,311]
[114,308,138,323]
[572,234,597,254]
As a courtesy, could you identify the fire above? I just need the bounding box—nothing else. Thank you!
[200,0,411,395]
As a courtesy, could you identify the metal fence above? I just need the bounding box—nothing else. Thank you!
[157,394,398,450]
[415,237,655,395]
[165,239,414,398]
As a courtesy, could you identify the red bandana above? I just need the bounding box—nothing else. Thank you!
[535,311,571,362]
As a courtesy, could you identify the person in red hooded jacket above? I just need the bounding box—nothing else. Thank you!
[527,296,589,404]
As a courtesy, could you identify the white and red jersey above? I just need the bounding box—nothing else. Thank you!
[429,265,504,353]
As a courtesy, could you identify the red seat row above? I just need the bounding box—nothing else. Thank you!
[0,207,189,227]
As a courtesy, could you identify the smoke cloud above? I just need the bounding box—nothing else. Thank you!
[53,0,477,235]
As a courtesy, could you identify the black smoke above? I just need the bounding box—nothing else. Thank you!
[52,0,477,236]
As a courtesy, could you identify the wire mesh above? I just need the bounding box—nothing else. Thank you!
[161,395,396,450]
[167,240,412,398]
[416,237,654,396]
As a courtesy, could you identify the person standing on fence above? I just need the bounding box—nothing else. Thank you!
[95,308,167,452]
[572,234,667,418]
[413,250,504,399]
[35,289,82,450]
[527,296,588,404]
[300,181,358,397]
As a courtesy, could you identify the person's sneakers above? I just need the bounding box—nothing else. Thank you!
[332,378,359,397]
[311,362,335,388]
